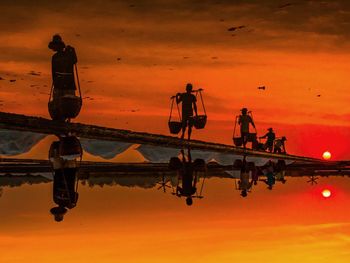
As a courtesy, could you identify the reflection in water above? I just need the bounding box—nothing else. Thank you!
[48,135,82,222]
[231,156,287,197]
[169,148,206,206]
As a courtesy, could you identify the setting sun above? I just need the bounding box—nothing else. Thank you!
[322,151,332,160]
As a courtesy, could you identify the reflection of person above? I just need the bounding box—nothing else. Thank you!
[238,108,255,148]
[260,128,275,152]
[48,34,77,99]
[49,137,81,222]
[176,149,197,205]
[238,156,253,197]
[176,83,198,140]
[261,162,276,190]
[50,168,79,222]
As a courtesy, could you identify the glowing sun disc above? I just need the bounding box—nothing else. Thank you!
[322,151,331,160]
[322,189,331,198]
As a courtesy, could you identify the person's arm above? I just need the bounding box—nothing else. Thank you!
[260,133,267,139]
[51,56,56,83]
[176,93,182,104]
[193,99,198,116]
[250,117,256,128]
[66,45,78,64]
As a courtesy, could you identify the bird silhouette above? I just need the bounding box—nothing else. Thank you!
[28,71,41,76]
[278,3,293,9]
[228,25,246,31]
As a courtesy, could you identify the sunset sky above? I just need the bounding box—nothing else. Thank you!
[0,0,350,158]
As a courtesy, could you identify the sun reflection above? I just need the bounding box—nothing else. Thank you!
[322,189,331,198]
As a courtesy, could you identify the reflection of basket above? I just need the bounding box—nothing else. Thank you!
[168,121,182,134]
[233,137,243,146]
[169,157,182,170]
[194,115,207,129]
[233,159,243,168]
[59,136,82,159]
[193,158,206,171]
[247,162,256,170]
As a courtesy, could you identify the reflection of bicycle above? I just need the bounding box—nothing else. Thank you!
[307,175,319,185]
[156,175,172,193]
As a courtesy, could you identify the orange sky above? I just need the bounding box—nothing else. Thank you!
[0,177,350,263]
[0,0,349,160]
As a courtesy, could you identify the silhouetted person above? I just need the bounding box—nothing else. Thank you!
[238,108,255,148]
[274,136,287,154]
[260,128,276,152]
[176,149,197,205]
[48,34,77,100]
[176,83,198,140]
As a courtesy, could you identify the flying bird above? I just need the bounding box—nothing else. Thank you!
[9,79,16,82]
[227,25,246,32]
[278,3,293,9]
[28,71,41,76]
[317,94,321,97]
[117,57,122,61]
[258,86,266,90]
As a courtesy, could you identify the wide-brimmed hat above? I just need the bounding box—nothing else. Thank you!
[48,34,65,50]
[241,108,248,113]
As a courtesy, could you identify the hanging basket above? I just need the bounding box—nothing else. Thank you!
[193,115,207,129]
[168,121,182,134]
[247,132,257,142]
[60,95,82,119]
[168,96,182,134]
[233,137,243,147]
[48,95,82,121]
